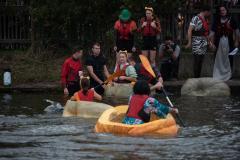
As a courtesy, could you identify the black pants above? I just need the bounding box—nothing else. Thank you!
[193,54,205,78]
[160,59,179,80]
[67,81,80,96]
[116,39,134,53]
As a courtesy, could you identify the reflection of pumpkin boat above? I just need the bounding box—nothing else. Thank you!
[62,100,113,118]
[104,82,155,98]
[95,105,180,137]
[104,83,134,98]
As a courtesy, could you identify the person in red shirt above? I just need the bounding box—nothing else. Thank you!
[61,46,83,96]
[139,7,161,67]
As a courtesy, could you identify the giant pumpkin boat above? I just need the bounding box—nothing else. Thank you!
[63,100,113,118]
[95,105,180,137]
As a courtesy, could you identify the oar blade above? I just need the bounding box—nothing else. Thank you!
[105,70,125,83]
[139,54,156,78]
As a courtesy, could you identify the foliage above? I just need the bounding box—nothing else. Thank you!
[28,0,186,53]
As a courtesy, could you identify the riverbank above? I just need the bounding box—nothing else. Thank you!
[0,50,240,94]
[1,79,240,95]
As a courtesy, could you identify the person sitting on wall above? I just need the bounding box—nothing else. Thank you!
[61,46,83,96]
[159,36,181,81]
[122,80,178,125]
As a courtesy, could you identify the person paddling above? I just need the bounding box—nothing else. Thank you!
[71,75,102,102]
[138,6,161,67]
[123,80,178,125]
[128,55,163,92]
[61,46,83,96]
[113,50,137,83]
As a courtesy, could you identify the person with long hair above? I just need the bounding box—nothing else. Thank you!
[71,74,102,102]
[122,80,178,125]
[113,50,137,83]
[138,6,161,67]
[210,4,239,81]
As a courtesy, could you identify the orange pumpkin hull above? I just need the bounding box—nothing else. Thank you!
[95,105,180,137]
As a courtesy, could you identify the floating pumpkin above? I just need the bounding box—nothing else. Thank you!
[95,105,180,137]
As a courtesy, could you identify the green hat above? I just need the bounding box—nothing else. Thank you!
[119,9,131,21]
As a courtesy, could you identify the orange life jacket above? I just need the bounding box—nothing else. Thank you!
[74,89,94,102]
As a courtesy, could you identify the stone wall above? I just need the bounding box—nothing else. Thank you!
[178,53,240,79]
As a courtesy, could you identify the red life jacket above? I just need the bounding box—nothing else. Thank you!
[139,64,154,83]
[216,19,234,37]
[61,57,82,87]
[114,20,136,40]
[140,17,160,36]
[115,63,129,76]
[115,63,131,83]
[197,16,209,37]
[74,89,94,102]
[127,94,149,120]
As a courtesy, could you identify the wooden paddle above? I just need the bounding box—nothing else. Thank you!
[94,70,125,89]
[139,54,186,127]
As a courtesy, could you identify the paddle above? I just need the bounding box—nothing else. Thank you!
[139,54,185,127]
[94,70,125,89]
[139,54,156,78]
[161,87,186,127]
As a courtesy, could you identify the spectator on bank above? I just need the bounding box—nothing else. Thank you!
[159,36,180,80]
[185,5,212,78]
[61,46,83,96]
[85,42,110,95]
[114,8,137,64]
[138,6,161,67]
[210,5,239,81]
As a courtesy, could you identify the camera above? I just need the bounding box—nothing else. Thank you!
[163,44,171,50]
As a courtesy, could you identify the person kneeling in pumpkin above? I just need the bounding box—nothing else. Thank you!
[71,75,102,102]
[123,80,178,125]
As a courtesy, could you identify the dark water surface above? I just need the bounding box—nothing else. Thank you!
[0,92,239,160]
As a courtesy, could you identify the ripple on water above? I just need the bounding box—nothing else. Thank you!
[0,93,240,159]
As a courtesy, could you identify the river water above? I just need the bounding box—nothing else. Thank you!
[0,92,239,160]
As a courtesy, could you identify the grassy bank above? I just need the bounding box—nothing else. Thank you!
[0,50,67,85]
